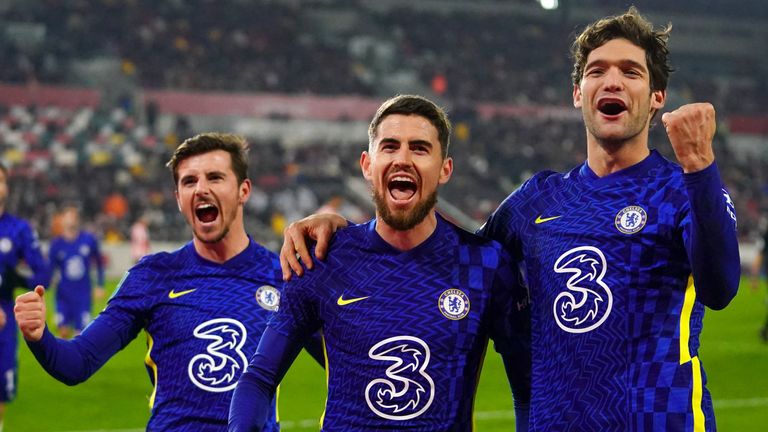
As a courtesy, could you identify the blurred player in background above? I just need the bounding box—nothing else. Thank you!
[48,205,105,339]
[279,8,740,432]
[130,213,151,263]
[229,95,530,431]
[0,162,49,431]
[750,223,768,342]
[15,133,315,431]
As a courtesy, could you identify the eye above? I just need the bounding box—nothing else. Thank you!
[586,68,604,77]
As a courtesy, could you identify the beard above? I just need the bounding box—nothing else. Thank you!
[372,187,438,231]
[194,225,230,244]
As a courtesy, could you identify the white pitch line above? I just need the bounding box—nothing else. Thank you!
[54,397,768,432]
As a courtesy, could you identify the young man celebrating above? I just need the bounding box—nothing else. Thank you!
[229,95,530,431]
[280,8,740,432]
[15,133,288,431]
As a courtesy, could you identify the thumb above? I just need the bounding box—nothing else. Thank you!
[34,285,46,298]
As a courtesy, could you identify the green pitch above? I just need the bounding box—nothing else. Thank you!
[7,278,768,431]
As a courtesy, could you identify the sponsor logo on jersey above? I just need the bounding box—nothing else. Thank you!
[535,215,562,224]
[188,318,248,392]
[255,285,280,311]
[615,205,647,234]
[553,246,613,333]
[366,335,434,420]
[438,288,470,320]
[168,288,197,299]
[336,294,370,306]
[0,237,12,253]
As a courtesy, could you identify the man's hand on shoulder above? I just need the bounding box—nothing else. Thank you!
[280,213,349,281]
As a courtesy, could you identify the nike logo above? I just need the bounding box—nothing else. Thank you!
[337,295,370,306]
[168,288,197,299]
[535,215,562,224]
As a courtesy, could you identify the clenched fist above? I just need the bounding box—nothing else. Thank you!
[661,103,716,173]
[0,307,6,331]
[14,285,47,342]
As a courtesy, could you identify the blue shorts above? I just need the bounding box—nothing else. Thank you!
[0,300,18,402]
[56,289,92,331]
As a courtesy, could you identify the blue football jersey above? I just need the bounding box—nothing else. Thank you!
[480,150,739,432]
[49,231,104,295]
[31,240,283,431]
[270,215,527,430]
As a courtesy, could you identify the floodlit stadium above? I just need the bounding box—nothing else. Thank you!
[2,0,767,430]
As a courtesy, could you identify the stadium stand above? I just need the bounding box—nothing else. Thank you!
[0,0,766,249]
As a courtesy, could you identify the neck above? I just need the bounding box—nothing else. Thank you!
[375,211,438,252]
[586,131,650,177]
[192,227,250,263]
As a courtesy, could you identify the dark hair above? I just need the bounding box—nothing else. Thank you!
[571,6,673,93]
[166,133,250,185]
[368,95,451,159]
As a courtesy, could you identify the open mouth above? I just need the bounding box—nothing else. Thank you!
[597,98,627,116]
[388,175,417,201]
[195,203,219,223]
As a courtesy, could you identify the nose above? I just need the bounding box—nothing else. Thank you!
[194,178,211,195]
[392,146,414,165]
[602,67,624,91]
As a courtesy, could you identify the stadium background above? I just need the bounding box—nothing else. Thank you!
[2,0,767,430]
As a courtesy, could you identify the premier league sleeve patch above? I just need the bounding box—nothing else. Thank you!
[438,288,470,320]
[255,285,280,311]
[615,205,647,235]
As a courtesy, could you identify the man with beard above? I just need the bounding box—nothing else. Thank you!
[228,95,530,431]
[14,133,303,431]
[0,162,49,432]
[278,8,740,432]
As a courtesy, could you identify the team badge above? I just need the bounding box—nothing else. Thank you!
[615,205,647,234]
[438,288,470,320]
[79,244,90,256]
[255,285,280,311]
[0,237,12,253]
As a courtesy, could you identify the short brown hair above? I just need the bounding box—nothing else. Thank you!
[368,95,451,159]
[166,133,250,186]
[571,7,673,92]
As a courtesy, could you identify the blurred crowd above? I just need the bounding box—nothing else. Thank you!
[0,0,766,248]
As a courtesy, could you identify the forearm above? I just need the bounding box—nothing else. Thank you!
[684,162,740,309]
[229,327,304,431]
[26,319,124,385]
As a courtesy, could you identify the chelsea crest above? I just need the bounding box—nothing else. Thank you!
[615,205,647,235]
[438,288,470,320]
[255,285,280,311]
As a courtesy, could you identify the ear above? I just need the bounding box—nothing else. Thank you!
[239,179,252,204]
[438,157,453,185]
[573,84,583,108]
[360,151,372,182]
[651,89,666,111]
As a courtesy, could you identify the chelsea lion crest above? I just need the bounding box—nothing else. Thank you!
[255,285,280,311]
[615,206,647,235]
[438,288,470,320]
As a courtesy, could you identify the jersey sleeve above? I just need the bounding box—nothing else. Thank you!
[681,161,740,310]
[229,327,306,432]
[487,248,531,425]
[26,268,148,384]
[26,316,132,385]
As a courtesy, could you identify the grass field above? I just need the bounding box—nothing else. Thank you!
[6,278,768,431]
